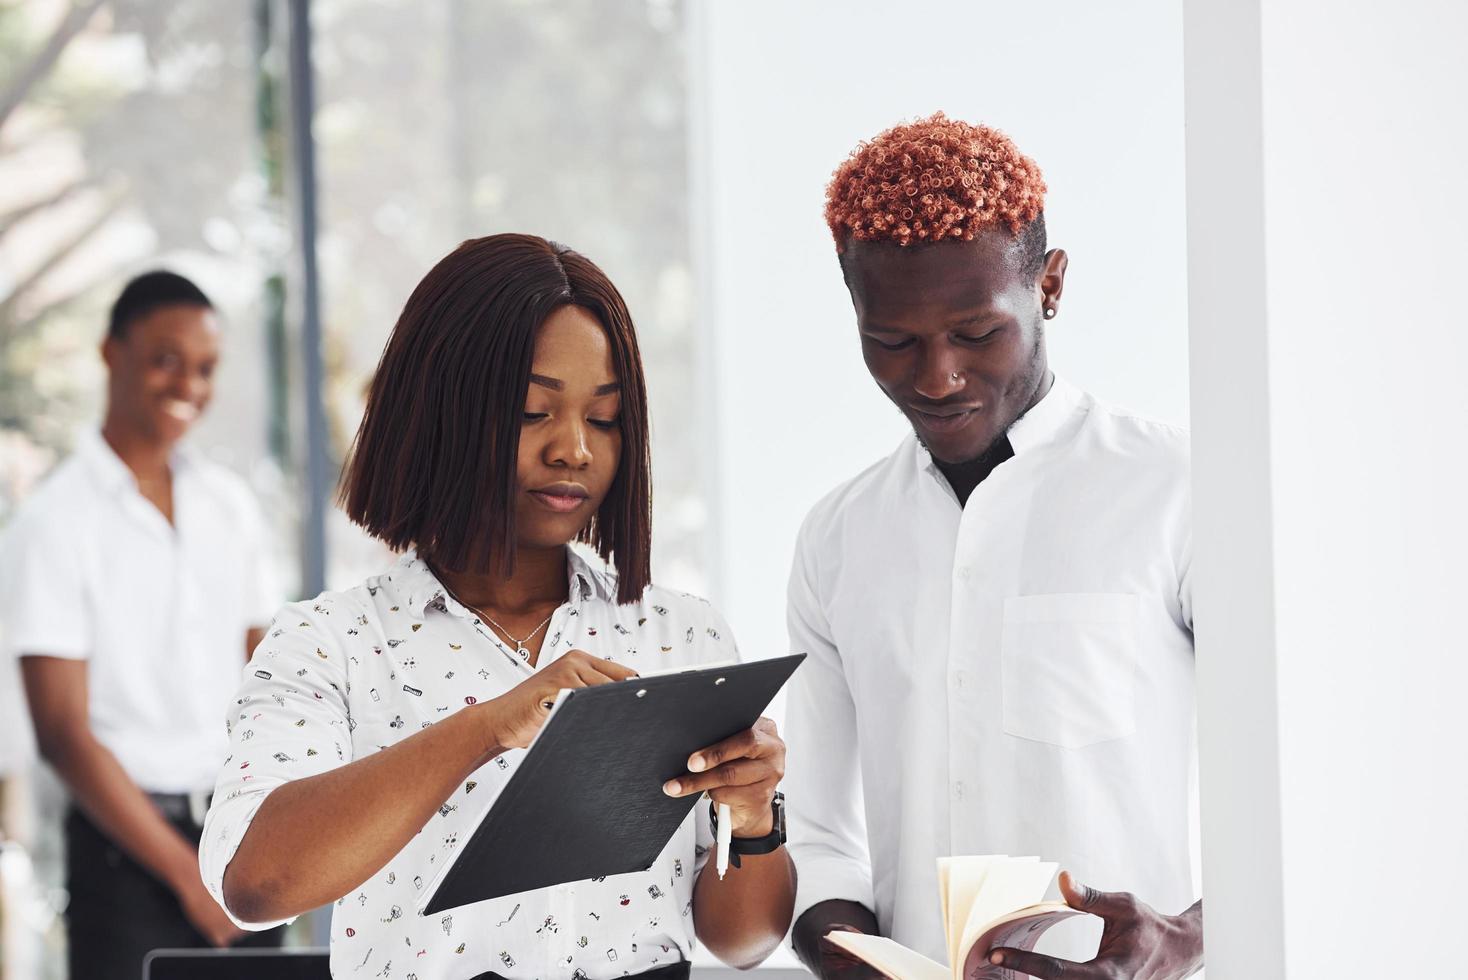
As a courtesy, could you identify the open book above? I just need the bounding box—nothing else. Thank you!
[825,856,1083,980]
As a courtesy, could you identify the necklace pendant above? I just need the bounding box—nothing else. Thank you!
[516,646,531,661]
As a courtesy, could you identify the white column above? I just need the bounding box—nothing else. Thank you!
[1186,1,1468,975]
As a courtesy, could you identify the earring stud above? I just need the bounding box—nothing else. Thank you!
[1044,307,1057,319]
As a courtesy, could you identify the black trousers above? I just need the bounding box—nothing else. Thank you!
[65,805,285,980]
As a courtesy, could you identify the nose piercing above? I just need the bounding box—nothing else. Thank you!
[951,372,960,382]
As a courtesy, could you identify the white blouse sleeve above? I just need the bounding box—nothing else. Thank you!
[199,596,357,929]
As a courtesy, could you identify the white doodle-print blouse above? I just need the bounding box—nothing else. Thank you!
[200,548,736,980]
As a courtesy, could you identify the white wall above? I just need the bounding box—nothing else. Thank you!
[1186,0,1468,975]
[689,0,1189,666]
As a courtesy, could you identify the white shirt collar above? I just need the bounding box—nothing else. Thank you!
[77,428,196,495]
[77,430,138,494]
[391,546,610,623]
[911,373,1087,475]
[1006,374,1085,456]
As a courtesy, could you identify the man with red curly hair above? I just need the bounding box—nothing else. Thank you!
[782,115,1204,979]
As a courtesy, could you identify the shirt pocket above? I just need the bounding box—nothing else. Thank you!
[1000,593,1140,749]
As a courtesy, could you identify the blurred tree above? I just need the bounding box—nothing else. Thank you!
[0,0,104,129]
[0,0,278,518]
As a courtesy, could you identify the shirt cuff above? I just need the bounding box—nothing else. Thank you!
[6,637,88,661]
[789,846,876,925]
[199,787,297,932]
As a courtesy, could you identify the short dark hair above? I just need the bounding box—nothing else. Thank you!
[108,270,213,339]
[1015,211,1047,279]
[340,233,653,604]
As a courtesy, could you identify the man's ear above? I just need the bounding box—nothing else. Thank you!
[1039,248,1069,314]
[100,335,120,370]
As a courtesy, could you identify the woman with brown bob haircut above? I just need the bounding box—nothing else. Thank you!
[198,234,795,980]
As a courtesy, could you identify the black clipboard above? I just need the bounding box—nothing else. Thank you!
[420,653,804,914]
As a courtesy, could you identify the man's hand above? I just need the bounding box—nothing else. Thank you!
[23,655,248,947]
[175,873,246,947]
[792,901,884,980]
[815,924,887,980]
[988,872,1203,980]
[662,716,784,837]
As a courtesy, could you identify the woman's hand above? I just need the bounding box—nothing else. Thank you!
[662,716,785,836]
[484,650,637,751]
[684,717,795,967]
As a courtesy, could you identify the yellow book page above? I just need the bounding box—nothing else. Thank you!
[956,859,1056,969]
[939,856,1001,970]
[825,932,949,980]
[938,857,954,954]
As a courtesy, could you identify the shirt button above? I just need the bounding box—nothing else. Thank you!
[953,670,966,689]
[952,781,965,801]
[956,566,972,581]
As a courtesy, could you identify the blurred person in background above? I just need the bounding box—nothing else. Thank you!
[0,656,35,821]
[0,271,286,980]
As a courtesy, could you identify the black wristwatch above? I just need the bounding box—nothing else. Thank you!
[708,791,786,869]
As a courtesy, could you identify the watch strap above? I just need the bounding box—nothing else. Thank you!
[708,792,786,869]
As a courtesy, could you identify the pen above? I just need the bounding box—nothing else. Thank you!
[716,803,732,880]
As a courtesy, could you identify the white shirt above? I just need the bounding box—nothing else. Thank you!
[201,549,735,980]
[0,431,277,793]
[782,377,1197,962]
[0,654,35,776]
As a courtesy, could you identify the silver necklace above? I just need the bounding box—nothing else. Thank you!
[439,582,556,662]
[477,607,555,662]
